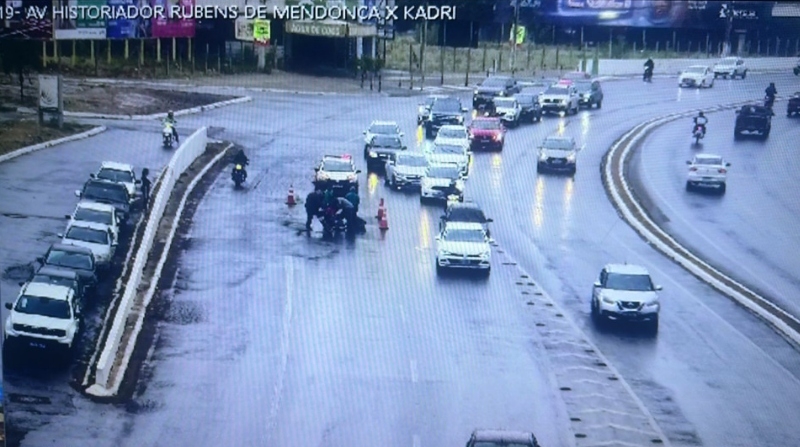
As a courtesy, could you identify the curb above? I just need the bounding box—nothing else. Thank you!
[62,96,253,120]
[0,125,107,164]
[85,142,234,398]
[603,97,800,348]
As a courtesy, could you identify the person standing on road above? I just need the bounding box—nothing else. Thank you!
[140,168,151,210]
[305,189,324,231]
[344,186,360,214]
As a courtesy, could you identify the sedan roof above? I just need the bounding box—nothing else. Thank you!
[605,263,650,275]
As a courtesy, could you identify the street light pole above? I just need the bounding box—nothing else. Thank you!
[511,0,520,74]
[723,3,734,56]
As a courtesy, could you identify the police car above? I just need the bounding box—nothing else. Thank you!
[313,154,361,195]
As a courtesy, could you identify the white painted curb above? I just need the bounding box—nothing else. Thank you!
[0,126,106,164]
[605,100,800,347]
[63,96,252,121]
[86,141,232,398]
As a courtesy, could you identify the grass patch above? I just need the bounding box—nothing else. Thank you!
[0,119,94,157]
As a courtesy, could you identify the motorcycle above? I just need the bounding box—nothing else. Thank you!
[692,124,705,144]
[321,207,346,235]
[162,123,175,148]
[643,67,653,83]
[764,95,775,109]
[232,164,247,188]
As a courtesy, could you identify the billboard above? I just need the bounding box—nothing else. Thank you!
[0,0,53,39]
[106,0,149,38]
[53,0,107,39]
[150,0,194,38]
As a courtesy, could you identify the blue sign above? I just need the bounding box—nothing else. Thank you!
[106,0,145,38]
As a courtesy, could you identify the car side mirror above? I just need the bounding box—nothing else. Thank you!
[18,281,25,286]
[488,238,496,244]
[362,131,366,134]
[726,162,731,167]
[314,167,319,172]
[65,214,71,219]
[112,241,118,247]
[486,218,493,223]
[655,285,663,291]
[685,160,691,165]
[36,256,44,263]
[57,233,63,238]
[461,107,469,113]
[74,190,82,197]
[4,302,11,310]
[434,235,441,241]
[355,170,362,174]
[402,146,407,150]
[89,173,96,179]
[400,132,405,137]
[593,281,602,287]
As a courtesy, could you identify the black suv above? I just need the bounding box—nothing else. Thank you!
[365,135,407,171]
[514,92,542,123]
[787,92,800,117]
[734,104,773,139]
[75,179,131,223]
[465,430,541,447]
[574,79,604,108]
[440,201,493,236]
[473,76,520,110]
[425,97,467,139]
[37,243,98,297]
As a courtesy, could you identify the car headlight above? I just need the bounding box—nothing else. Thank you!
[493,133,503,141]
[369,151,378,158]
[347,174,357,182]
[456,115,464,123]
[539,151,548,161]
[317,173,330,180]
[473,90,479,95]
[602,296,616,305]
[644,300,660,308]
[498,91,505,96]
[567,153,576,162]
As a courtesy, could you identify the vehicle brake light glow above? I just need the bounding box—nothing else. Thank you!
[718,169,727,174]
[341,154,351,160]
[689,167,698,172]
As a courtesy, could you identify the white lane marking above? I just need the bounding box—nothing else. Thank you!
[413,434,421,447]
[410,359,418,383]
[267,256,295,427]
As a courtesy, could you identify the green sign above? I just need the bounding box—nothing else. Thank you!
[254,19,271,43]
[510,25,526,45]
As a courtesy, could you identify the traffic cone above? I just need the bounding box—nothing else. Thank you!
[286,185,297,206]
[376,198,385,219]
[379,209,389,231]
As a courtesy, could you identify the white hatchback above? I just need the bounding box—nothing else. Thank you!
[679,65,715,88]
[686,154,730,194]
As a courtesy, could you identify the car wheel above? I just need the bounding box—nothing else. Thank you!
[763,129,770,139]
[647,316,659,335]
[536,163,543,173]
[484,267,491,278]
[709,79,714,88]
[734,130,742,140]
[384,174,390,186]
[685,181,693,192]
[741,70,747,79]
[596,100,602,109]
[570,167,577,176]
[436,262,444,275]
[719,183,727,195]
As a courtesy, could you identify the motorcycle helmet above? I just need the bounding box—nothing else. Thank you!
[167,110,174,119]
[698,111,705,117]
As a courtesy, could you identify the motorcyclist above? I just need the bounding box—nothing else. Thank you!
[163,111,179,143]
[643,57,654,81]
[692,111,708,136]
[233,149,249,167]
[765,82,777,107]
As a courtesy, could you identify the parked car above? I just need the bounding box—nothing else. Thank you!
[435,222,492,276]
[91,161,140,205]
[473,76,519,110]
[686,154,730,194]
[21,266,86,307]
[734,104,772,138]
[679,65,715,88]
[590,263,662,333]
[4,283,82,358]
[468,117,506,152]
[66,201,121,243]
[75,179,131,224]
[36,243,98,296]
[574,79,603,108]
[58,222,117,270]
[514,92,542,122]
[787,92,800,116]
[713,57,747,79]
[314,154,360,194]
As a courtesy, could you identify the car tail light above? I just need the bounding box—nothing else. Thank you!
[689,167,698,172]
[718,168,727,174]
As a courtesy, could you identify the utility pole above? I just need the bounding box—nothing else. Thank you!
[420,0,428,88]
[510,0,520,74]
[723,3,734,56]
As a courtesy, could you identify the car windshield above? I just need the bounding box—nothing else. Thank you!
[15,295,71,319]
[575,81,592,90]
[481,77,508,87]
[515,94,535,104]
[438,128,467,139]
[542,138,575,151]
[322,160,353,172]
[720,57,737,64]
[369,124,398,134]
[433,144,466,155]
[544,87,569,95]
[448,207,486,223]
[97,168,134,183]
[431,99,461,113]
[372,136,402,148]
[83,183,129,204]
[444,229,486,243]
[686,66,706,73]
[66,226,109,245]
[46,249,93,270]
[74,208,113,225]
[606,273,653,291]
[427,166,460,179]
[32,274,76,289]
[494,98,516,108]
[424,96,440,106]
[471,120,502,130]
[397,155,428,167]
[695,157,723,166]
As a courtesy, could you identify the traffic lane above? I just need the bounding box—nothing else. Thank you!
[465,86,800,446]
[634,115,800,317]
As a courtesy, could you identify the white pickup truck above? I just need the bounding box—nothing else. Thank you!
[686,154,731,194]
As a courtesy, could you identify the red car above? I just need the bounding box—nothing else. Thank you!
[468,117,505,151]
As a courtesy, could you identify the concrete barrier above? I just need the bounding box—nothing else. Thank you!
[588,57,797,76]
[91,126,208,392]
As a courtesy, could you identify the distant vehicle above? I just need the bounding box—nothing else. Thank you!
[435,222,492,276]
[686,154,730,194]
[384,152,428,190]
[794,59,800,76]
[91,161,140,205]
[713,57,747,79]
[468,117,505,151]
[4,283,81,358]
[518,78,558,96]
[591,263,662,333]
[788,92,800,116]
[513,92,542,122]
[425,97,467,138]
[491,97,522,127]
[734,104,772,138]
[537,135,579,175]
[465,430,541,447]
[37,243,98,296]
[365,135,406,171]
[433,125,471,149]
[417,94,448,125]
[75,179,131,223]
[560,71,591,81]
[65,201,121,244]
[473,76,519,110]
[363,121,403,153]
[440,201,493,237]
[679,65,715,88]
[58,222,117,270]
[539,84,579,115]
[314,154,360,194]
[420,163,464,203]
[573,79,604,108]
[425,142,470,177]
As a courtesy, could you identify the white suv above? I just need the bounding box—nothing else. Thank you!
[435,222,492,276]
[713,57,747,79]
[591,264,662,333]
[4,283,81,356]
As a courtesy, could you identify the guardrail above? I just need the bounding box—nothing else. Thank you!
[92,126,208,391]
[587,57,797,76]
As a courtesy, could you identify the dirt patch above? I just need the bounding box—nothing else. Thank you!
[0,119,94,157]
[0,80,238,116]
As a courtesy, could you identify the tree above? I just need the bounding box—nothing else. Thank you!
[0,40,41,102]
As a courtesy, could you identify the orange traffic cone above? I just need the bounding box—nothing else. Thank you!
[376,198,385,219]
[379,209,389,231]
[286,185,297,206]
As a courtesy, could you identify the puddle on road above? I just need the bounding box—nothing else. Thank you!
[3,263,33,281]
[161,300,205,325]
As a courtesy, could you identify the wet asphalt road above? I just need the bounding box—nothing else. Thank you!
[3,73,800,447]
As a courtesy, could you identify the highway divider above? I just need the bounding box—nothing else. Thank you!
[602,97,800,348]
[85,126,219,397]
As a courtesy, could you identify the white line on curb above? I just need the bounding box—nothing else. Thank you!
[0,126,106,164]
[85,142,233,397]
[62,96,253,121]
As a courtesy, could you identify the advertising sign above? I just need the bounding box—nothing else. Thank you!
[234,16,253,41]
[510,24,525,44]
[107,0,147,38]
[53,0,108,39]
[253,18,270,44]
[0,0,53,39]
[150,0,194,38]
[39,74,62,111]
